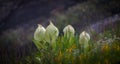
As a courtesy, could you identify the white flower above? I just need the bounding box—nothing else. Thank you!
[79,31,90,47]
[63,25,75,37]
[34,24,46,41]
[45,21,59,43]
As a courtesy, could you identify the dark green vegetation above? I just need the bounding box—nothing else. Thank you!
[25,21,120,64]
[27,30,120,64]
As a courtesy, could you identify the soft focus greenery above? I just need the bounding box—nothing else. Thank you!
[24,31,120,64]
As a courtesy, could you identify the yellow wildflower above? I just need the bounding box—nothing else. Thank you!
[57,50,63,62]
[79,54,85,60]
[105,59,109,64]
[117,45,120,51]
[97,62,101,64]
[66,48,73,53]
[101,44,109,52]
[66,44,76,53]
[71,44,76,49]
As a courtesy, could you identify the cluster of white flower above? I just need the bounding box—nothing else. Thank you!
[34,21,90,46]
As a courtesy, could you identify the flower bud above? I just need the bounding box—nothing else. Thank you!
[79,31,90,51]
[34,24,46,41]
[79,31,90,44]
[63,25,75,37]
[45,21,59,43]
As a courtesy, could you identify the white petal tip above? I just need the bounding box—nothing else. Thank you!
[49,20,53,25]
[38,24,42,27]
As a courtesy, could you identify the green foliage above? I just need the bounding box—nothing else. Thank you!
[25,33,120,64]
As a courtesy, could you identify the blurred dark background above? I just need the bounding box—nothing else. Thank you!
[0,0,120,63]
